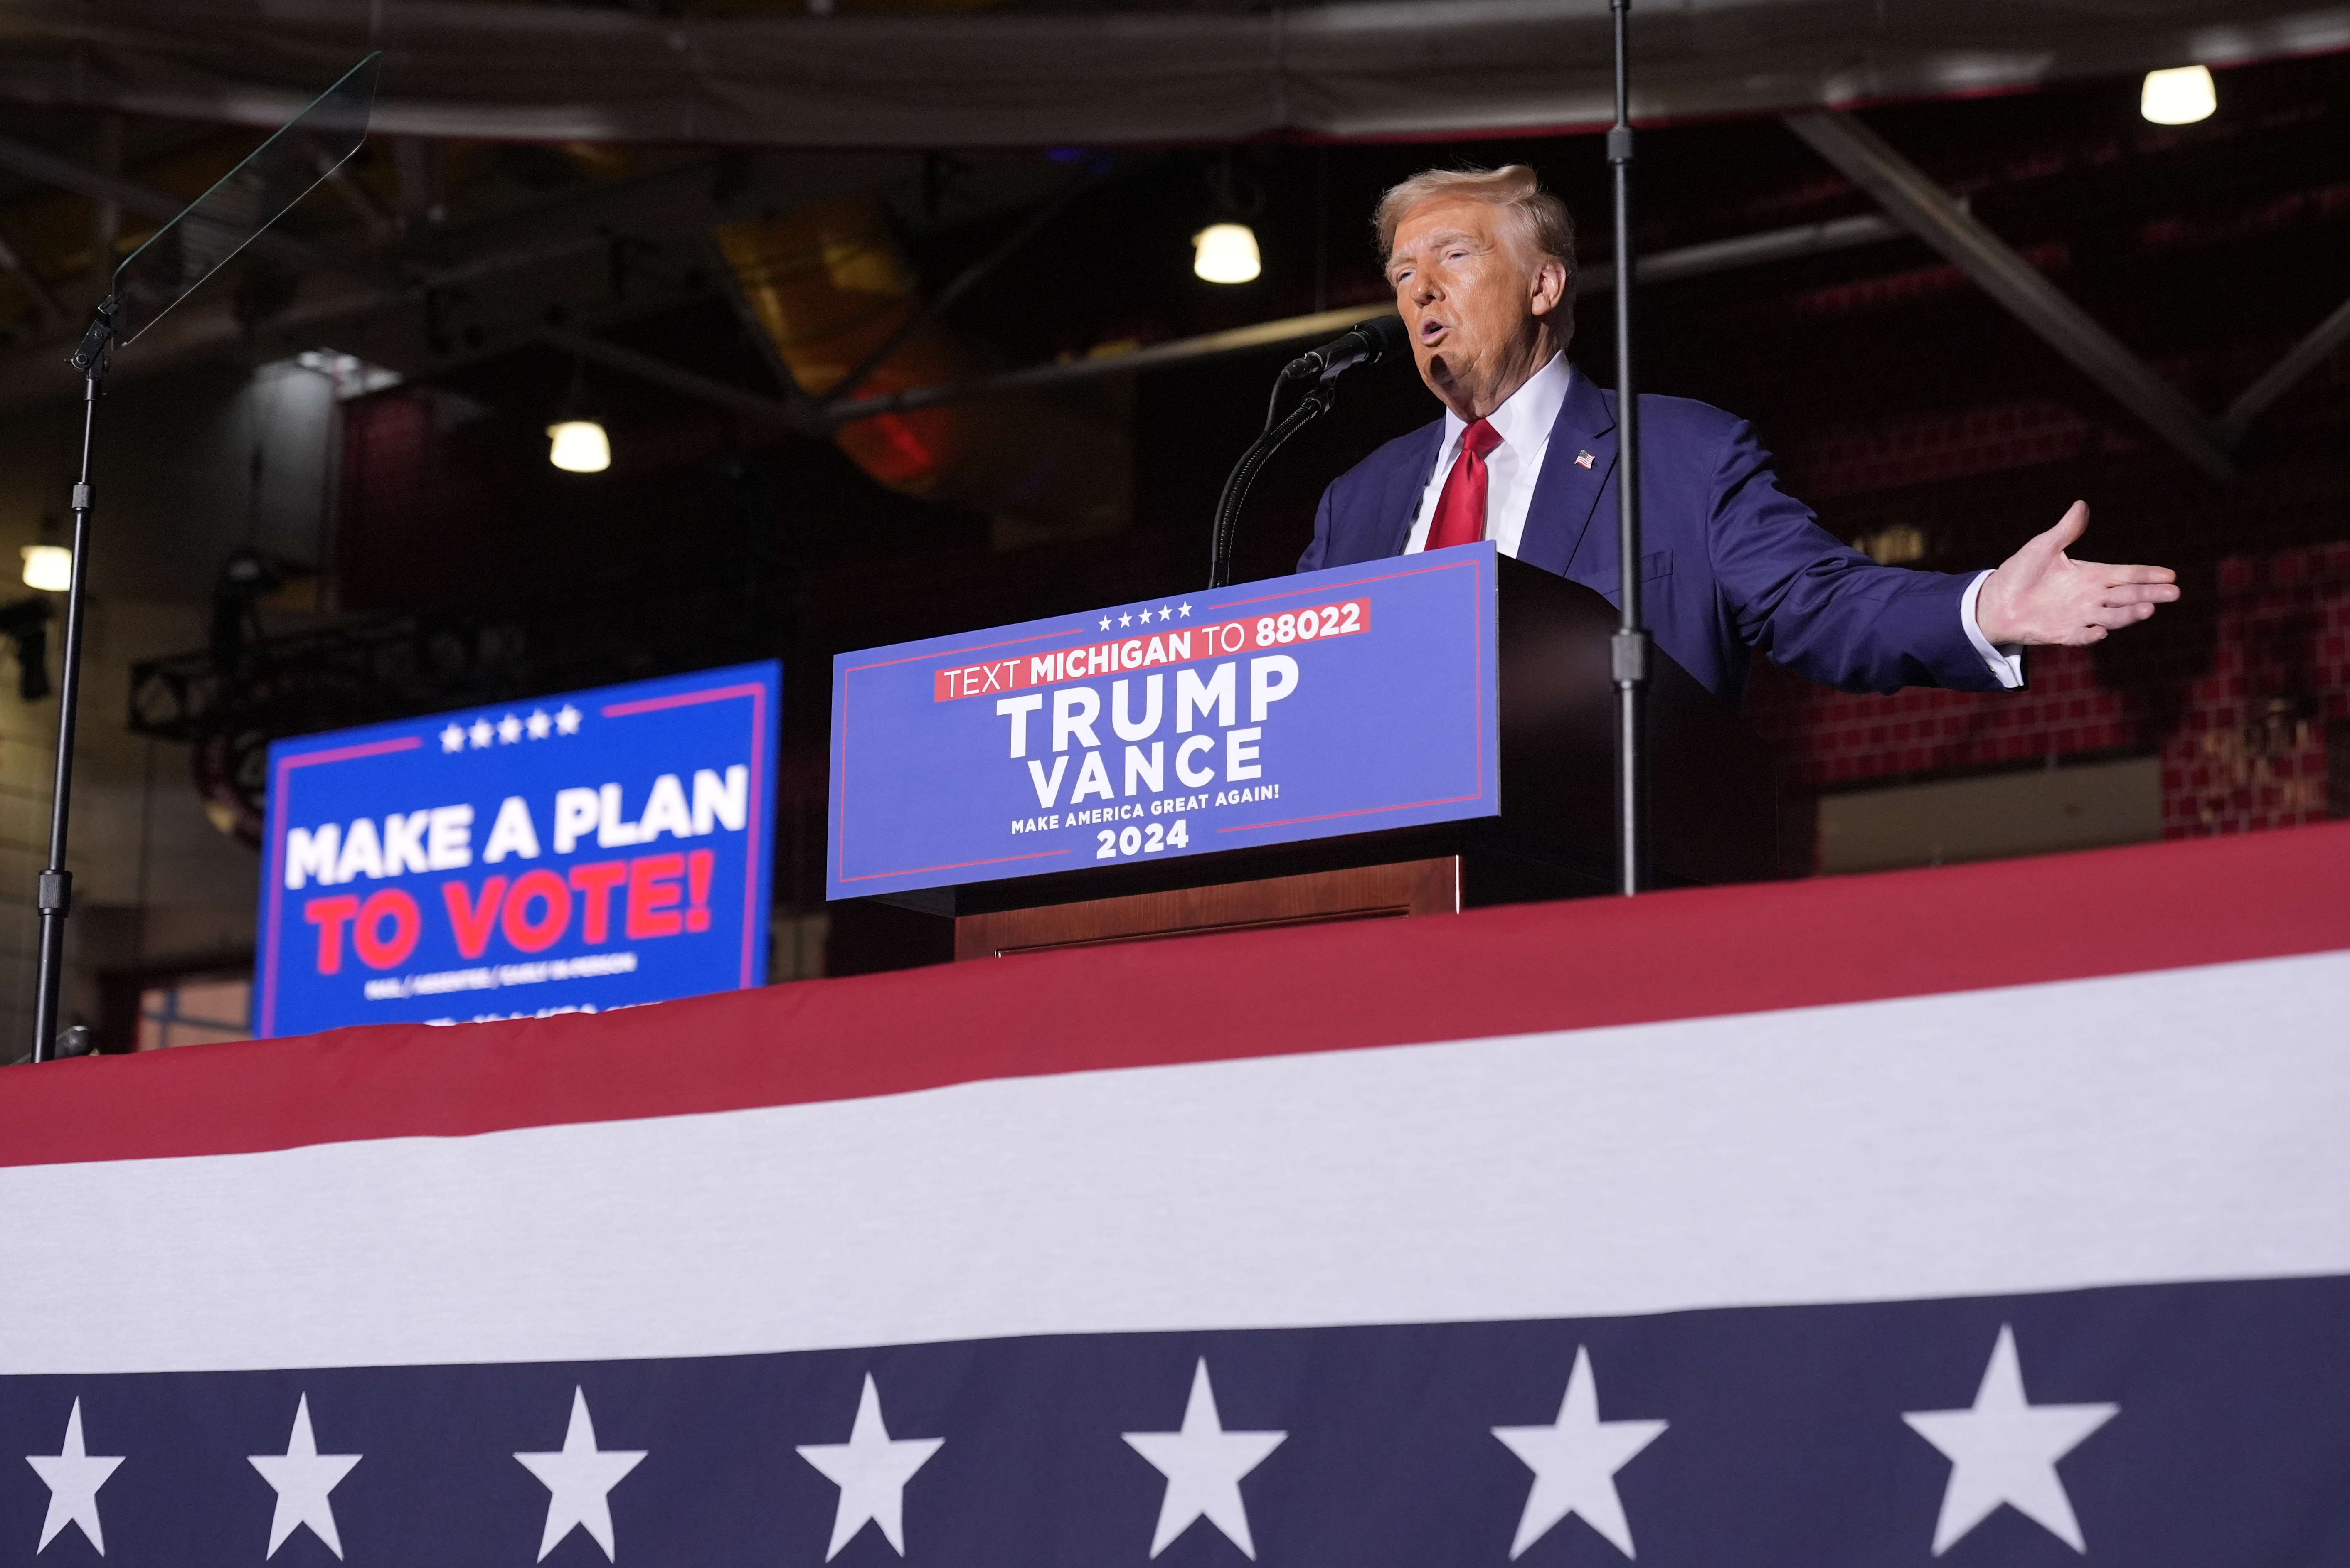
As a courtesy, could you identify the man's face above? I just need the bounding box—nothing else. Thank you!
[1386,196,1566,409]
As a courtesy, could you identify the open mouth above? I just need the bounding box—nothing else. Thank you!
[1418,317,1450,346]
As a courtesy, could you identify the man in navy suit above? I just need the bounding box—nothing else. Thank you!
[1298,166,2180,707]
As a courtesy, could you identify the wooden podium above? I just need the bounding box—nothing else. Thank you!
[875,558,1777,960]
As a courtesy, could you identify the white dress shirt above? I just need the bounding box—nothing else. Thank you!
[1960,572,2027,688]
[1402,352,1572,561]
[1402,352,2024,689]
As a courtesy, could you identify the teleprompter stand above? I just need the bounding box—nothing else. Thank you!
[22,54,379,1063]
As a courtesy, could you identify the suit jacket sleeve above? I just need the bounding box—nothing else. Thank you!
[1704,419,2004,695]
[1296,482,1336,574]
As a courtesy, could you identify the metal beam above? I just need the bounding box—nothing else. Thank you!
[322,161,398,246]
[0,131,392,288]
[1783,110,2236,482]
[538,326,823,437]
[1577,212,1902,292]
[700,233,820,422]
[422,150,909,282]
[0,171,1929,433]
[0,222,65,321]
[0,153,902,404]
[828,212,1915,425]
[826,304,1384,425]
[2219,293,2350,445]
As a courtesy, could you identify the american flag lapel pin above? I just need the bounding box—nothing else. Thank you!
[1575,449,1596,468]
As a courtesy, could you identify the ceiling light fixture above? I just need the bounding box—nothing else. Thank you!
[1193,223,1263,285]
[20,545,71,593]
[547,357,611,473]
[547,419,611,473]
[1194,150,1266,286]
[2141,65,2216,125]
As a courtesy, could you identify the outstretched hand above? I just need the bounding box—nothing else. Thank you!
[1974,501,2179,647]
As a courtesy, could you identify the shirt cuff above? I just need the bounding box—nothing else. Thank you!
[1959,570,2026,690]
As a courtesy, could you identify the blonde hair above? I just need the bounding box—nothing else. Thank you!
[1374,165,1576,281]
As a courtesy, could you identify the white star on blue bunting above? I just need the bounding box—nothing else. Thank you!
[796,1374,943,1561]
[25,1399,122,1555]
[248,1393,361,1559]
[1493,1346,1666,1560]
[515,1388,646,1563]
[1904,1325,2118,1556]
[1123,1359,1285,1560]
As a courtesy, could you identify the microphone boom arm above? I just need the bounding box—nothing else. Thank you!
[1209,383,1334,589]
[1209,316,1405,589]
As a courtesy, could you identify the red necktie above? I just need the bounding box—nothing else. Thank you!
[1425,418,1503,551]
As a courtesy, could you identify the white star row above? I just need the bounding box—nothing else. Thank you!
[440,704,584,753]
[26,1393,364,1562]
[1097,602,1195,631]
[1122,1329,2116,1564]
[21,1326,2115,1564]
[19,1380,919,1566]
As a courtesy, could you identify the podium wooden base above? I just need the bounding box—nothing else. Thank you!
[953,857,1461,960]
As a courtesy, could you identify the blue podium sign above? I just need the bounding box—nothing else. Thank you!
[256,661,780,1037]
[829,547,1500,900]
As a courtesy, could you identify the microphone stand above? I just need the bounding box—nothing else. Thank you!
[1607,0,1650,896]
[30,301,115,1062]
[1208,367,1332,590]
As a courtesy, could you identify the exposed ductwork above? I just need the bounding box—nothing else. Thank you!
[712,194,1128,545]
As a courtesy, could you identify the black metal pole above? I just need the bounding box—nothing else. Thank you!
[1607,0,1649,896]
[30,365,102,1060]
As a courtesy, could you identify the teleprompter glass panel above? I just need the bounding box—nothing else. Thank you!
[110,53,380,345]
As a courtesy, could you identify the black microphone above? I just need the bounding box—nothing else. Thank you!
[1213,315,1409,587]
[1283,315,1409,381]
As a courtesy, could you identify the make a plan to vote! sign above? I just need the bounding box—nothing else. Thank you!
[256,662,779,1037]
[829,548,1500,899]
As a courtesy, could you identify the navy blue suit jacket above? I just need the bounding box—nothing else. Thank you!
[1298,367,2000,708]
